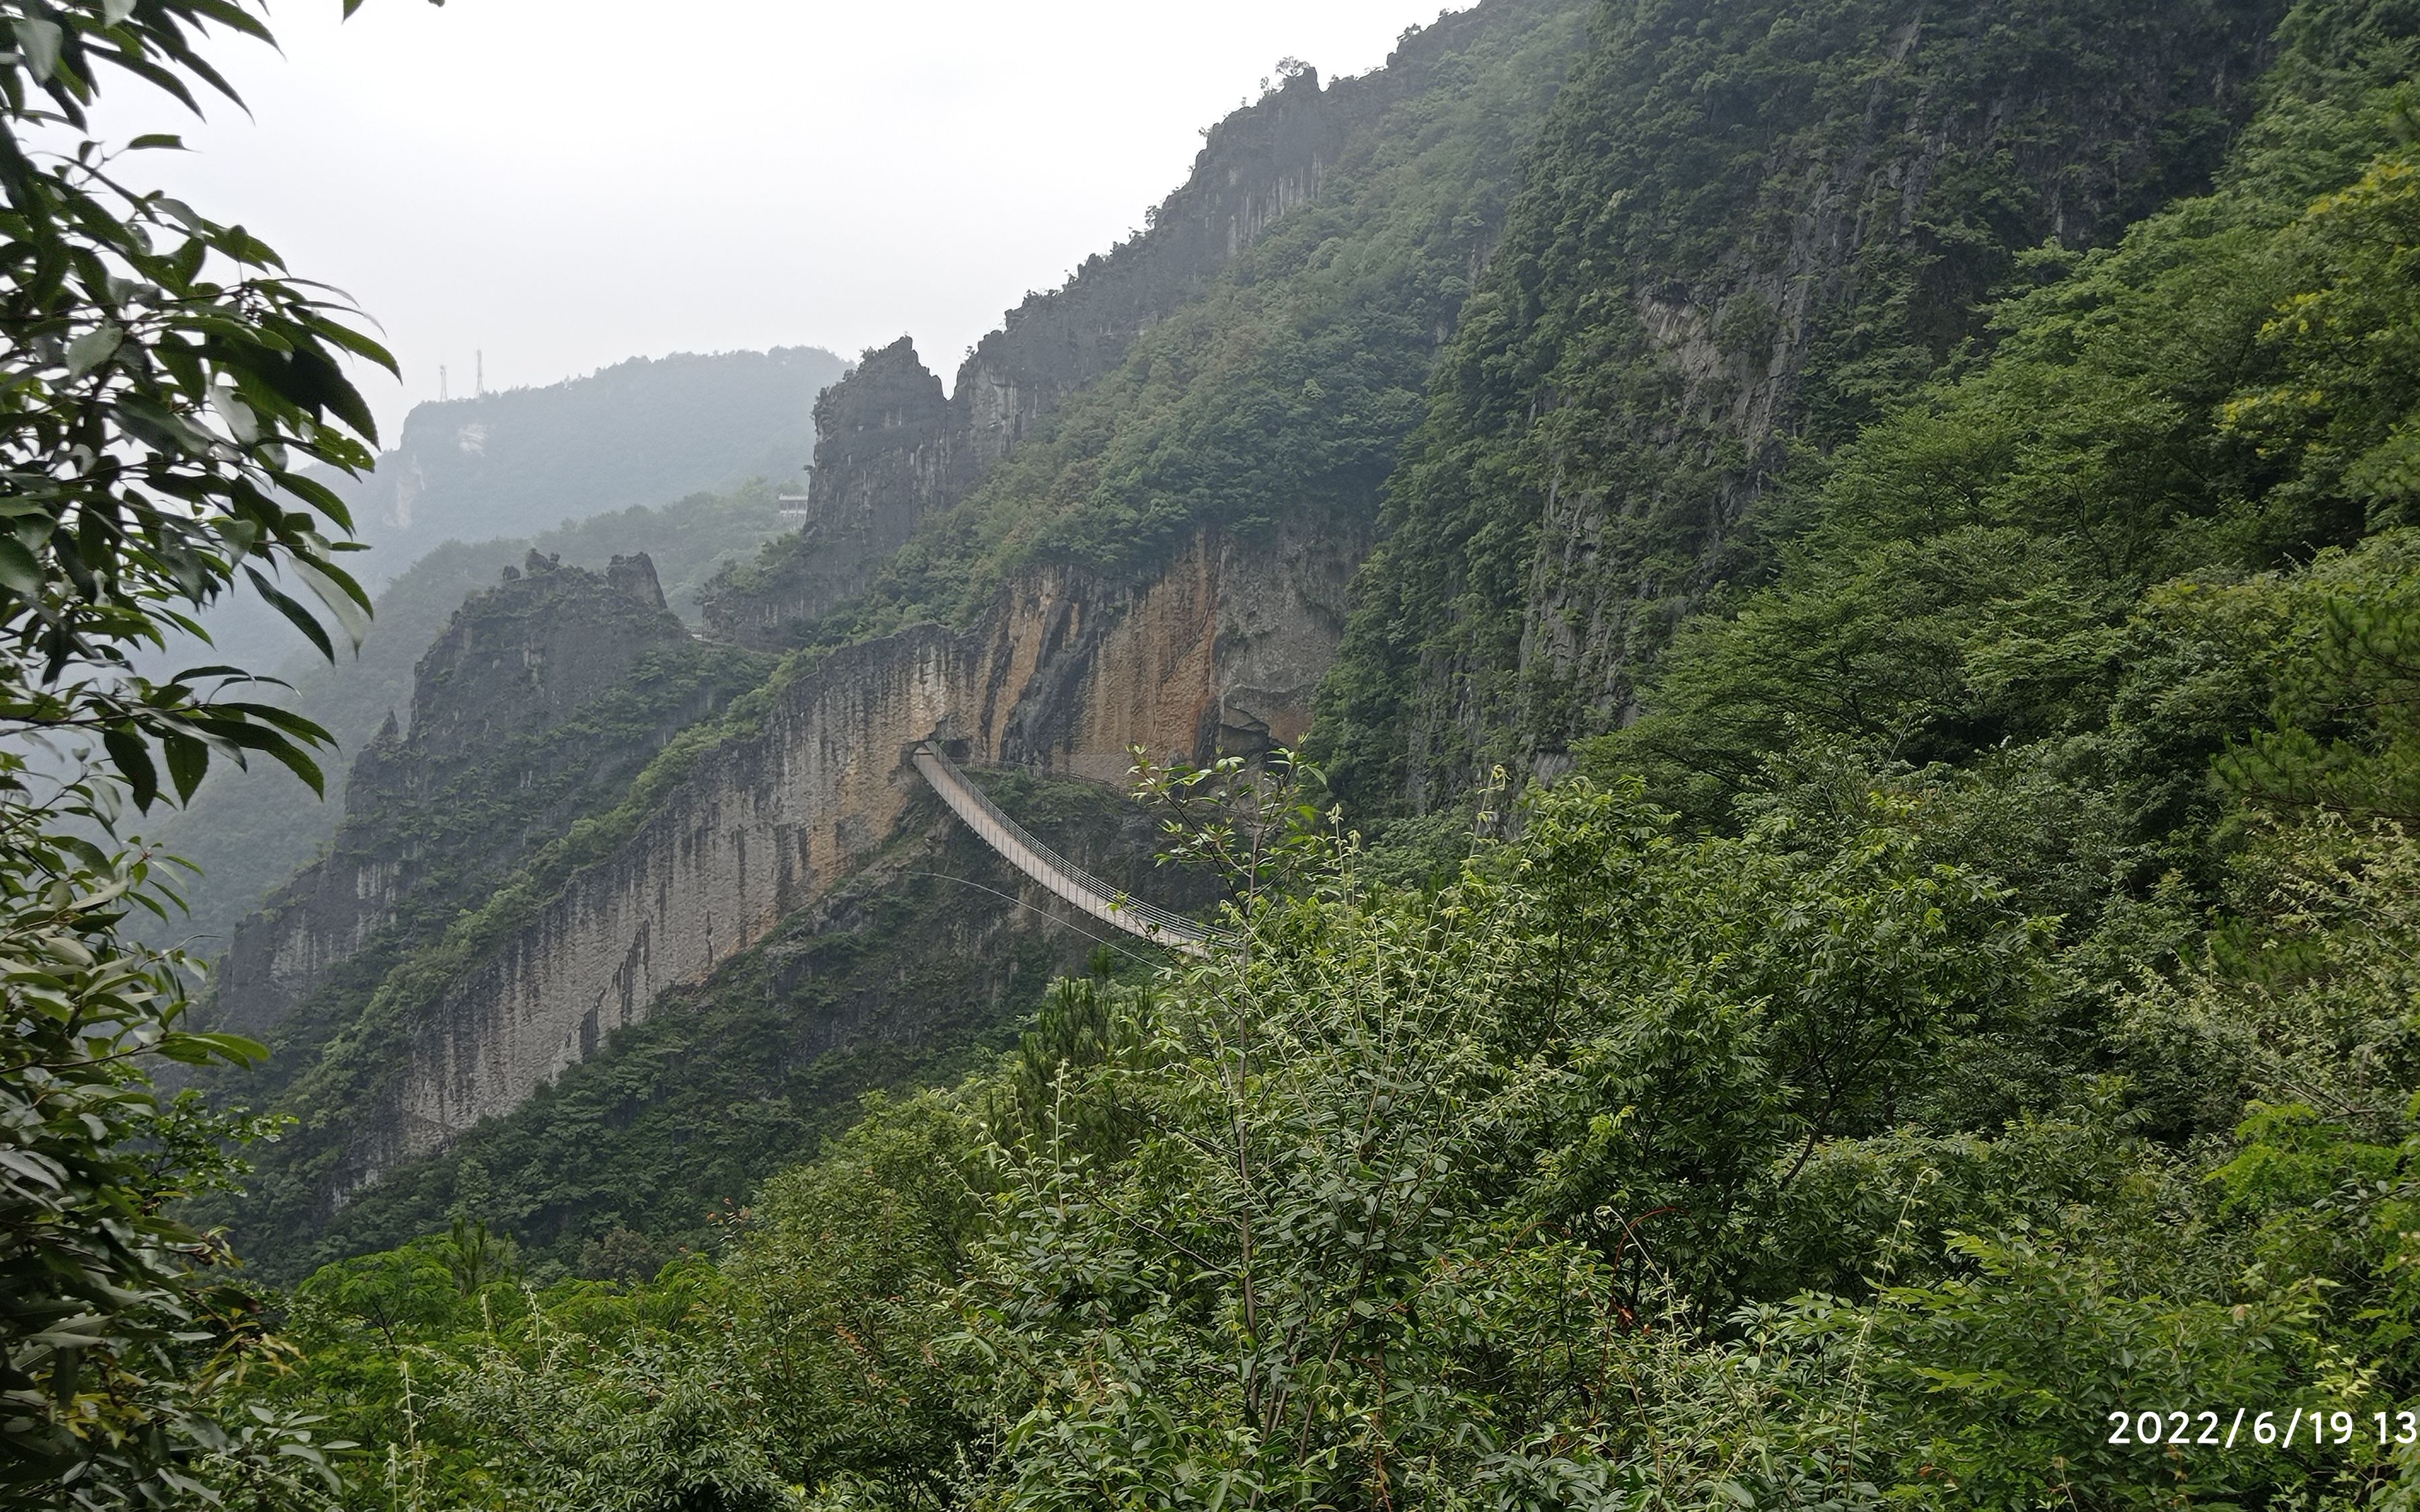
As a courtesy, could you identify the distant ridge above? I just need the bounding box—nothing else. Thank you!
[169,345,849,694]
[339,345,850,578]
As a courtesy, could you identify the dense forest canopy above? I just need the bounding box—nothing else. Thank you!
[9,0,2420,1507]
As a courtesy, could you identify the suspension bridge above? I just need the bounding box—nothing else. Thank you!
[908,741,1229,959]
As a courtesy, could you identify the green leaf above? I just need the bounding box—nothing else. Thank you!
[161,731,208,804]
[275,472,357,533]
[163,1032,270,1068]
[212,702,330,745]
[243,564,335,662]
[0,536,41,597]
[253,737,325,798]
[290,556,371,648]
[302,313,399,378]
[13,19,63,81]
[101,726,159,812]
[64,325,123,378]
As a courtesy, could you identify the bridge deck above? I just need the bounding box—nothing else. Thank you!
[909,743,1227,959]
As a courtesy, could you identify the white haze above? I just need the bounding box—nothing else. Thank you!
[103,0,1463,440]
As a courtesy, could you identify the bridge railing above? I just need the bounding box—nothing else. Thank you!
[909,742,1234,958]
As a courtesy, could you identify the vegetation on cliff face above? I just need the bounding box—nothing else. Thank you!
[1312,0,2289,816]
[730,0,1596,653]
[1600,3,2420,827]
[195,565,772,1264]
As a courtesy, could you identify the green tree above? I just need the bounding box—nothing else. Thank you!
[0,1,430,1505]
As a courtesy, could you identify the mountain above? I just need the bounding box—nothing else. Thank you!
[336,347,846,569]
[213,0,1599,1273]
[139,348,846,960]
[158,346,847,688]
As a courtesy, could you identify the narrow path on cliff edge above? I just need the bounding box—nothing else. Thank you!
[909,741,1231,960]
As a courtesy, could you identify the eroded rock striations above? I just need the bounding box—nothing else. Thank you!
[346,524,1353,1193]
[212,553,750,1040]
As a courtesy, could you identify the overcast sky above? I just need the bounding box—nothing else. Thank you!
[110,1,1459,440]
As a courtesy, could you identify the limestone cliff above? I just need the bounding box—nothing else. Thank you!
[322,523,1355,1200]
[284,768,1221,1273]
[212,553,758,1041]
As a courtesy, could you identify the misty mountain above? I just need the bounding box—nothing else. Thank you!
[335,345,847,571]
[173,345,846,681]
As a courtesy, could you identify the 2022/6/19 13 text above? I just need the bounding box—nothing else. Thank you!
[2109,1407,2419,1452]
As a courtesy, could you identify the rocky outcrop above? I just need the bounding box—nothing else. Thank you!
[382,551,682,781]
[699,339,953,644]
[341,523,1358,1193]
[212,554,725,1038]
[938,64,1346,486]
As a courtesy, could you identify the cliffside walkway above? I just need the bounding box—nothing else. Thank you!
[909,741,1229,960]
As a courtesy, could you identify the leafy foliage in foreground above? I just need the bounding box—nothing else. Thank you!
[0,1,434,1505]
[0,802,339,1510]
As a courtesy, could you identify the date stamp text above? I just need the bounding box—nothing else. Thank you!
[2108,1408,2419,1452]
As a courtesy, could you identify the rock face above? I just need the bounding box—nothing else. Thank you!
[700,338,953,644]
[700,5,1529,646]
[342,524,1356,1193]
[212,554,723,1039]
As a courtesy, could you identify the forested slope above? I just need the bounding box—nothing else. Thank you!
[1313,0,2285,813]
